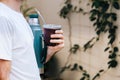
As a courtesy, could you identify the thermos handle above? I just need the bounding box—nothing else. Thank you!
[33,8,47,63]
[40,46,47,64]
[39,34,47,64]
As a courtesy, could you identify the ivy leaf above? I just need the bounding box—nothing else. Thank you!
[92,1,100,8]
[84,43,91,51]
[90,17,96,21]
[114,47,119,52]
[70,44,80,53]
[59,6,69,18]
[113,2,120,10]
[101,1,109,13]
[74,6,77,11]
[114,26,118,29]
[79,65,83,71]
[109,53,116,59]
[92,73,100,80]
[109,28,115,33]
[86,74,90,78]
[80,77,85,80]
[103,13,110,20]
[109,36,115,44]
[67,3,73,9]
[96,30,101,35]
[108,60,118,68]
[109,51,112,53]
[104,47,110,52]
[71,63,78,71]
[59,3,73,19]
[90,9,100,14]
[90,9,99,22]
[93,22,97,26]
[74,44,80,48]
[108,22,113,28]
[83,72,89,77]
[79,8,83,12]
[65,0,70,4]
[99,69,104,73]
[111,13,117,21]
[108,34,112,39]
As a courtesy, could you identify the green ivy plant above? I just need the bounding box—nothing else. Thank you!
[89,0,120,69]
[60,0,89,48]
[59,1,90,79]
[59,0,120,80]
[60,0,88,18]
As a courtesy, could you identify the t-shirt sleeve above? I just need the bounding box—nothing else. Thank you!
[0,16,13,60]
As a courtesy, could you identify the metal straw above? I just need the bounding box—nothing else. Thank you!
[34,8,46,24]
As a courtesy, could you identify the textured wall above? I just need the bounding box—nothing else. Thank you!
[27,0,120,80]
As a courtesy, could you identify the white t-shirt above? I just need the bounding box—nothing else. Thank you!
[0,3,41,80]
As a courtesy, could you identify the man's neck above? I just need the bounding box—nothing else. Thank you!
[1,0,23,12]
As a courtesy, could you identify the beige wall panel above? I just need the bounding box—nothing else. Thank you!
[27,0,120,80]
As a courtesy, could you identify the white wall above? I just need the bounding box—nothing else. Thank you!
[27,0,120,80]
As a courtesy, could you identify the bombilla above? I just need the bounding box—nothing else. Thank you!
[34,8,46,24]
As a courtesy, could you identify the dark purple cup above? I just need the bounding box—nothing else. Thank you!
[43,24,61,46]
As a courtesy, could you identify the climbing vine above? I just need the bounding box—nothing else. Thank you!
[59,0,120,80]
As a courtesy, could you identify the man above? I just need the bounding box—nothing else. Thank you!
[0,0,64,80]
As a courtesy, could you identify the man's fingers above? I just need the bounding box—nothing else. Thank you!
[48,42,64,51]
[55,30,63,34]
[51,34,64,39]
[50,39,64,44]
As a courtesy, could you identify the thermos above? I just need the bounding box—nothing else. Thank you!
[28,14,44,68]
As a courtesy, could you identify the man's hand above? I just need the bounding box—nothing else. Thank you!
[45,30,64,62]
[0,59,11,80]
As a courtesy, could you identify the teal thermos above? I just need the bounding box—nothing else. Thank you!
[28,14,44,68]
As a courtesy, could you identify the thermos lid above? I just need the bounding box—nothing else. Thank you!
[28,14,39,25]
[29,14,39,18]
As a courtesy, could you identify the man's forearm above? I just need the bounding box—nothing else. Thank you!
[45,51,53,63]
[0,72,9,80]
[0,76,9,80]
[0,60,11,80]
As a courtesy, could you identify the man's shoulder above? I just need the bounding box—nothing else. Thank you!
[0,9,13,27]
[0,3,14,18]
[0,7,15,24]
[0,7,10,18]
[0,10,11,23]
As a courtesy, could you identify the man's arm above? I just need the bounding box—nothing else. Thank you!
[45,30,64,62]
[0,60,11,80]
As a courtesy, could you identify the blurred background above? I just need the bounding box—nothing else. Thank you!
[23,0,120,80]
